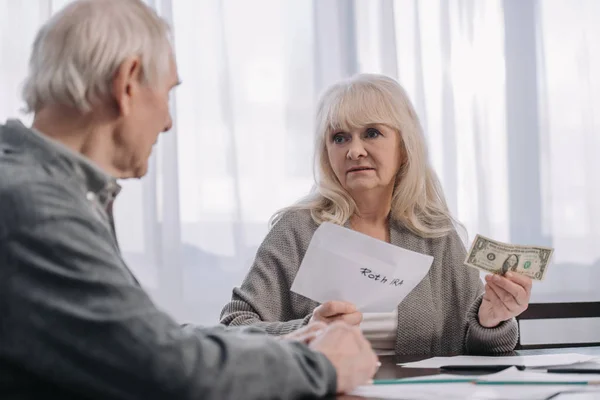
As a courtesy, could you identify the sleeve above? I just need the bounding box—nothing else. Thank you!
[0,215,336,400]
[220,212,317,335]
[464,293,519,354]
[443,229,519,354]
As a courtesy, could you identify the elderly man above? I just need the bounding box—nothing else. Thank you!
[0,0,378,399]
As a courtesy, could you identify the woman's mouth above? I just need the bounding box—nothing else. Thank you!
[347,167,375,174]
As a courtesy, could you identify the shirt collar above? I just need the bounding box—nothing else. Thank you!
[5,119,121,206]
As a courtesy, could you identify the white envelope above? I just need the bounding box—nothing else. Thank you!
[290,222,433,312]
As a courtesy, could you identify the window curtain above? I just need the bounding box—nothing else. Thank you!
[1,0,598,325]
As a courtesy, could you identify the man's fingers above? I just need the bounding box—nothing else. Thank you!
[288,330,323,344]
[303,321,328,332]
[352,325,373,352]
[282,321,327,342]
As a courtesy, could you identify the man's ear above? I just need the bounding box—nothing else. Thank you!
[112,57,142,116]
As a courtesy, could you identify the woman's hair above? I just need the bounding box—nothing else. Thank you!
[271,73,456,239]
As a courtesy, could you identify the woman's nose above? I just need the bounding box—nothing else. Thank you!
[347,141,367,160]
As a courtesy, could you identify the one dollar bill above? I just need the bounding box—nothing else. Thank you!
[464,234,554,281]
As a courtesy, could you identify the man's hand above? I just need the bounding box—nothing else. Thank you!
[310,301,363,326]
[280,322,327,345]
[309,322,378,394]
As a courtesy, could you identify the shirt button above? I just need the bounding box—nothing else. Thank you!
[86,192,96,201]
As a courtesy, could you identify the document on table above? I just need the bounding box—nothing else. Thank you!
[350,384,600,400]
[290,222,433,313]
[399,353,599,369]
[351,382,478,400]
[476,366,600,384]
[351,368,600,399]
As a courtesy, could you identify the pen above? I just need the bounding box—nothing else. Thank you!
[475,380,600,386]
[373,378,600,386]
[439,365,526,372]
[548,368,600,374]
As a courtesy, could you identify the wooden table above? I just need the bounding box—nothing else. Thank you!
[335,346,600,399]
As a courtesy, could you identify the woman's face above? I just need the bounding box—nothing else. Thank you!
[325,123,403,196]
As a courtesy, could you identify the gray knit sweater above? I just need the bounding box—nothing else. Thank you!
[220,209,519,355]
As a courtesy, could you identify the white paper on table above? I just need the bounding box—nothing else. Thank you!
[352,369,600,399]
[351,367,600,399]
[350,382,600,400]
[290,222,433,313]
[350,382,479,400]
[399,353,598,369]
[477,366,600,383]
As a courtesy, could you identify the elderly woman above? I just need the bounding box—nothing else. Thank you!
[220,74,532,355]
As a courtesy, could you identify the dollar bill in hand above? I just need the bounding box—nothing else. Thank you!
[464,234,554,281]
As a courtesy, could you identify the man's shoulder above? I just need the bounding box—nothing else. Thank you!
[0,167,86,239]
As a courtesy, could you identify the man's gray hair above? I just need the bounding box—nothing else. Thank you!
[22,0,172,114]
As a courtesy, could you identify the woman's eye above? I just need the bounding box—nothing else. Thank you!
[333,134,346,144]
[366,128,381,139]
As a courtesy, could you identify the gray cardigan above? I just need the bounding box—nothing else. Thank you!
[0,120,336,400]
[220,209,519,355]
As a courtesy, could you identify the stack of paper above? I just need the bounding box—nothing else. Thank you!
[477,366,600,384]
[351,367,600,399]
[352,383,600,400]
[399,354,599,369]
[352,384,600,399]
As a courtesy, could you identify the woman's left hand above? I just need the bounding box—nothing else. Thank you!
[478,272,532,328]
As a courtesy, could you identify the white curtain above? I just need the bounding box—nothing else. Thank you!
[1,0,599,326]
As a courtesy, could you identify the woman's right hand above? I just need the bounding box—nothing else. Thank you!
[310,301,363,326]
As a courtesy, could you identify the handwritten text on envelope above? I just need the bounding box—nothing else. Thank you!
[290,222,434,313]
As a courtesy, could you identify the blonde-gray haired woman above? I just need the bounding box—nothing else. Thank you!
[220,73,532,355]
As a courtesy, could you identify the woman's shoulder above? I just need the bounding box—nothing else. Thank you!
[389,218,468,254]
[267,208,320,243]
[272,207,315,225]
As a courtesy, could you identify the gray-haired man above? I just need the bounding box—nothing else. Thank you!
[0,0,378,399]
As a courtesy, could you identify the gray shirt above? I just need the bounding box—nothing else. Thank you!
[220,209,519,355]
[0,120,336,400]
